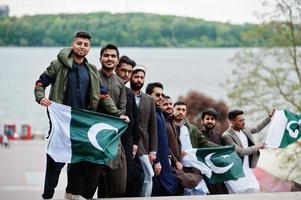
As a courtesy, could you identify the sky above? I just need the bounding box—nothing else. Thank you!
[0,0,267,24]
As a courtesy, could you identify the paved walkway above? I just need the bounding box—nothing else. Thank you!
[0,140,300,200]
[0,140,66,199]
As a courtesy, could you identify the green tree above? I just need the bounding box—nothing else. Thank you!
[226,0,301,181]
[0,12,274,47]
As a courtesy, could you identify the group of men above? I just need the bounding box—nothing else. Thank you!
[34,31,275,199]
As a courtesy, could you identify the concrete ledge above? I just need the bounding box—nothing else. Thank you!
[95,192,301,200]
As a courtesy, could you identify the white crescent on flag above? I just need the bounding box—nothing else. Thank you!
[205,153,234,174]
[87,123,118,151]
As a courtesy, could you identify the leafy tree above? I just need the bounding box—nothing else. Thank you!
[0,12,279,47]
[225,0,301,182]
[178,90,229,133]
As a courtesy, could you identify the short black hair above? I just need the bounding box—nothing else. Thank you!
[173,101,186,107]
[100,43,119,58]
[74,31,91,40]
[117,55,136,68]
[145,82,163,95]
[163,95,171,100]
[228,109,244,120]
[201,108,218,120]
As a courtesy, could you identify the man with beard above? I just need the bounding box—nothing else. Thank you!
[34,31,122,200]
[161,96,202,195]
[199,108,228,194]
[173,102,218,195]
[161,96,183,170]
[145,83,178,196]
[115,55,144,197]
[130,66,158,197]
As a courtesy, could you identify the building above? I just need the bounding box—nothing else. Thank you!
[0,5,9,17]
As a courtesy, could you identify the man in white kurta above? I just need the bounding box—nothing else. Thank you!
[225,130,259,193]
[173,102,209,195]
[222,109,274,193]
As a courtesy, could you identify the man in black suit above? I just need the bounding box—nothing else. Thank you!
[115,55,144,196]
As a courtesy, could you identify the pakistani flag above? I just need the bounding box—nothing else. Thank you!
[182,146,244,184]
[47,102,127,164]
[265,109,301,148]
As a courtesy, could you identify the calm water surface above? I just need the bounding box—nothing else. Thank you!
[0,47,240,133]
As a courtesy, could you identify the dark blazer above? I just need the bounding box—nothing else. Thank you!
[164,114,181,165]
[121,87,139,157]
[152,109,177,195]
[222,116,271,168]
[136,92,158,155]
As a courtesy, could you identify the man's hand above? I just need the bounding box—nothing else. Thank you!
[132,144,138,158]
[175,161,183,170]
[119,115,130,123]
[268,109,276,118]
[180,150,187,159]
[40,98,52,107]
[148,152,156,162]
[256,143,265,149]
[153,162,162,176]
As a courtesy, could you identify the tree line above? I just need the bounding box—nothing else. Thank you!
[0,12,275,47]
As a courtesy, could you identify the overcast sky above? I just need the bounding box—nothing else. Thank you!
[0,0,267,24]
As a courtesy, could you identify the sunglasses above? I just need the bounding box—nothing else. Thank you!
[154,93,165,98]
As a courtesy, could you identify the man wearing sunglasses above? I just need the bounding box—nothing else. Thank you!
[145,82,178,196]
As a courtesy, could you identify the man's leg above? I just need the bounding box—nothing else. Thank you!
[97,166,113,198]
[42,154,65,199]
[138,155,154,197]
[110,146,127,197]
[65,162,86,195]
[81,163,104,199]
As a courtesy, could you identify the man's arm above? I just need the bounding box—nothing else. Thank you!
[118,83,127,115]
[98,84,123,117]
[148,98,158,161]
[250,116,271,134]
[34,61,57,105]
[222,132,262,157]
[98,96,123,117]
[250,110,275,134]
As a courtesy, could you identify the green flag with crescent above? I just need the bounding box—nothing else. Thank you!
[182,146,244,184]
[47,102,127,164]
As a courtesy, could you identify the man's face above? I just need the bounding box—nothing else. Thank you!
[130,71,145,91]
[71,37,91,58]
[115,63,133,84]
[202,115,216,131]
[231,114,245,130]
[151,87,164,107]
[161,98,173,115]
[173,105,187,121]
[100,49,119,70]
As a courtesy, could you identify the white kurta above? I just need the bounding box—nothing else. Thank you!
[179,125,193,150]
[179,124,209,195]
[225,130,260,193]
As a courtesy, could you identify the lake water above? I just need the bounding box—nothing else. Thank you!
[0,47,240,133]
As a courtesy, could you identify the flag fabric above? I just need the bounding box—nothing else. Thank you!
[47,102,127,164]
[182,145,244,184]
[265,109,301,148]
